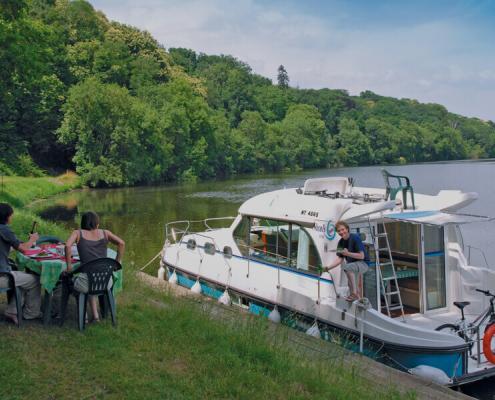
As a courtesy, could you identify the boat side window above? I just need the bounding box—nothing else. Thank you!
[289,224,322,275]
[204,242,216,255]
[223,246,233,259]
[233,215,251,257]
[424,225,446,310]
[249,218,290,266]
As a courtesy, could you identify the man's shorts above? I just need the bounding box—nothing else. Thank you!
[342,260,369,274]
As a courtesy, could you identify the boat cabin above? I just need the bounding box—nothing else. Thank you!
[232,175,489,319]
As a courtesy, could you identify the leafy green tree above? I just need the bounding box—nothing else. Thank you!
[336,118,373,166]
[57,77,173,186]
[93,39,132,86]
[253,85,291,122]
[169,47,198,74]
[279,104,327,169]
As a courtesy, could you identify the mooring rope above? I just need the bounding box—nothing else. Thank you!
[139,250,163,271]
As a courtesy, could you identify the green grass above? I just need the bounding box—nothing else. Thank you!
[0,172,80,208]
[0,173,80,241]
[0,285,413,400]
[0,176,416,400]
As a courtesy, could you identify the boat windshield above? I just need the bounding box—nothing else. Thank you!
[233,215,322,275]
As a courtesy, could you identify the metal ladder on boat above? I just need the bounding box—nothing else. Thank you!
[367,218,406,321]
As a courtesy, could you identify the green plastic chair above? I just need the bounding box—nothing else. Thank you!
[381,169,416,210]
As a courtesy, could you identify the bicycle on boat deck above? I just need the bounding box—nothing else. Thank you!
[435,289,495,363]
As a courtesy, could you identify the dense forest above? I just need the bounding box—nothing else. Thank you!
[1,0,495,186]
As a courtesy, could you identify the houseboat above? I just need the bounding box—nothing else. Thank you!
[160,171,495,385]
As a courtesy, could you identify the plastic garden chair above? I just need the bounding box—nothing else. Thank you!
[381,169,416,210]
[59,257,121,331]
[0,260,22,327]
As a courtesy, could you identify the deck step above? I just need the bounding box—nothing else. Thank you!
[382,304,404,311]
[385,291,400,296]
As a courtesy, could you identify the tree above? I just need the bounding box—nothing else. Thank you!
[336,118,373,166]
[57,77,173,186]
[277,65,289,88]
[279,104,327,169]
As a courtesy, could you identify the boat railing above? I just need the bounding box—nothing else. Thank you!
[466,245,490,269]
[165,217,235,244]
[204,216,236,231]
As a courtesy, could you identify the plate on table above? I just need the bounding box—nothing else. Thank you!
[32,250,55,259]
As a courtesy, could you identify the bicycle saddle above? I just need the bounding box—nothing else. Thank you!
[453,301,470,310]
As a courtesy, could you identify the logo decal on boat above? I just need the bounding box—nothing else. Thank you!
[325,221,336,240]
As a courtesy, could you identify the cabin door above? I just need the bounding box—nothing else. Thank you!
[421,225,447,312]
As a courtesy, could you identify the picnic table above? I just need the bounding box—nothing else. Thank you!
[15,243,123,325]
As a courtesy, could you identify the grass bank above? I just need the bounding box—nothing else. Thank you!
[0,176,414,400]
[0,173,80,240]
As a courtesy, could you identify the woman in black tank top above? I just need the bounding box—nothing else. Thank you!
[65,211,125,321]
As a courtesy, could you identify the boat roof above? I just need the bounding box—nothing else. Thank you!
[238,176,482,226]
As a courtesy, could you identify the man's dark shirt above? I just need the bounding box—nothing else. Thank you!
[0,224,21,272]
[337,233,369,263]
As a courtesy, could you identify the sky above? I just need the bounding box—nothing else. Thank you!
[90,0,495,121]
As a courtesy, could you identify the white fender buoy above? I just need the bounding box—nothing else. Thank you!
[408,365,452,385]
[169,271,178,285]
[268,306,281,323]
[158,265,165,280]
[306,321,321,338]
[218,289,231,305]
[191,280,202,294]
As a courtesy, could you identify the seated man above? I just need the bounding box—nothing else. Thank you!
[323,220,369,302]
[0,203,41,324]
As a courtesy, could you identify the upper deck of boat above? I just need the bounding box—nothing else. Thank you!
[238,176,478,226]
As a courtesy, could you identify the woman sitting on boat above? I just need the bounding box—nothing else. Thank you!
[65,211,125,322]
[323,220,369,302]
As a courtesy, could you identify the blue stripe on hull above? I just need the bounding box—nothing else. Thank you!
[386,348,464,378]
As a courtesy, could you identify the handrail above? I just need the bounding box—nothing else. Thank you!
[204,216,235,230]
[165,216,235,243]
[466,245,490,269]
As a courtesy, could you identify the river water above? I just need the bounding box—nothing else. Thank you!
[35,160,495,397]
[36,160,495,270]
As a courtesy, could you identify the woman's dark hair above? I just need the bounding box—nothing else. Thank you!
[0,203,14,224]
[81,211,100,230]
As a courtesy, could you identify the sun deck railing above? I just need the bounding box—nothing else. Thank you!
[466,245,490,269]
[164,217,236,244]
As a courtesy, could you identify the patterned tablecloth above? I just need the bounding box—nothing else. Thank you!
[15,245,123,294]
